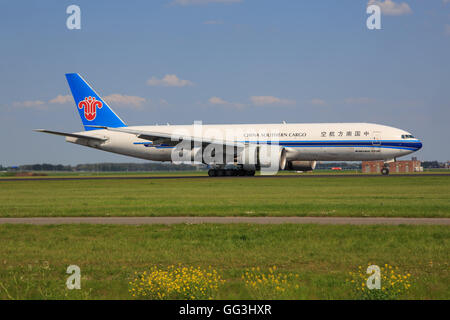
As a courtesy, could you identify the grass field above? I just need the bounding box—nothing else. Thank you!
[0,170,207,178]
[1,169,449,179]
[0,175,448,217]
[0,174,448,300]
[0,224,447,299]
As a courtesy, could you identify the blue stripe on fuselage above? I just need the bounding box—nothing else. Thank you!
[133,140,421,151]
[243,140,422,150]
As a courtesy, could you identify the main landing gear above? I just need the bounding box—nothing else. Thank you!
[381,166,390,175]
[208,168,256,177]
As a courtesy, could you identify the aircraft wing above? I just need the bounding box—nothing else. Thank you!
[34,129,107,142]
[87,126,244,149]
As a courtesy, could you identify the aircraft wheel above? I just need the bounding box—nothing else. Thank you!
[208,169,216,177]
[381,167,389,175]
[216,169,225,176]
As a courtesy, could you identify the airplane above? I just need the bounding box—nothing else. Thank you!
[36,73,423,176]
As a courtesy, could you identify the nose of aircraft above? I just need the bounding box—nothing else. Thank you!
[416,140,423,150]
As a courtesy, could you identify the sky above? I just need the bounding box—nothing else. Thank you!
[0,0,449,166]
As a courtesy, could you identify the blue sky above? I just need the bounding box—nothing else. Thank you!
[0,0,449,165]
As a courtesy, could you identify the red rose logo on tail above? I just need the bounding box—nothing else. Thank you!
[78,96,103,121]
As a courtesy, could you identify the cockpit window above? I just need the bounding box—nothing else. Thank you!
[401,134,415,139]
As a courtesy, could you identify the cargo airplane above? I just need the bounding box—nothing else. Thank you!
[36,74,423,176]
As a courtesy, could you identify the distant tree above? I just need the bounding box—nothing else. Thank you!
[422,161,440,169]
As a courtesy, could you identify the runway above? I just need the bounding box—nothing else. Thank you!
[0,173,448,182]
[0,217,448,225]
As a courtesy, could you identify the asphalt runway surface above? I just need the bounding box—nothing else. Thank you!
[0,173,449,182]
[0,217,448,225]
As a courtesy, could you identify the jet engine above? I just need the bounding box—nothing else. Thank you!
[237,144,287,170]
[286,160,317,172]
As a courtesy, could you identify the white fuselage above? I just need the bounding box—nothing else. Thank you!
[66,122,422,163]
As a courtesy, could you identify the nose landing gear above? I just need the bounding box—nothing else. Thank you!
[380,159,396,175]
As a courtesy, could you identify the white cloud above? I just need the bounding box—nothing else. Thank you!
[172,0,241,6]
[13,93,147,110]
[209,96,228,105]
[147,74,194,87]
[367,0,412,16]
[344,97,375,104]
[208,96,244,108]
[49,94,72,104]
[103,94,146,109]
[250,96,295,106]
[13,100,46,109]
[310,98,327,106]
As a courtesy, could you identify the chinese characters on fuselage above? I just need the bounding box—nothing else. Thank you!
[321,131,370,138]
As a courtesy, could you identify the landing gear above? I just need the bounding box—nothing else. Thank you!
[208,169,216,177]
[245,170,256,176]
[381,167,390,175]
[207,168,255,177]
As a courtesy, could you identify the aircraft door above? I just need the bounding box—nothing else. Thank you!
[372,131,381,146]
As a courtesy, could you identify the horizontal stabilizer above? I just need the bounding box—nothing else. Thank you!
[34,129,106,141]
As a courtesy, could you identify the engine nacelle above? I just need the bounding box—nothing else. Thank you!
[287,160,316,172]
[237,144,287,170]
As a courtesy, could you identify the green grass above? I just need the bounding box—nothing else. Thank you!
[1,169,449,179]
[0,224,447,299]
[0,176,448,217]
[0,170,206,178]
